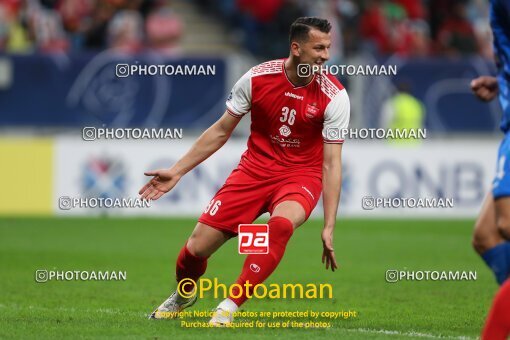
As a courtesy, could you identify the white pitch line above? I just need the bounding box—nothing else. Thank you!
[347,327,476,339]
[0,305,478,339]
[0,305,146,317]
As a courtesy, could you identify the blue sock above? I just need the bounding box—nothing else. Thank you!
[481,242,510,285]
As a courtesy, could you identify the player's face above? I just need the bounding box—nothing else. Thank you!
[296,28,331,68]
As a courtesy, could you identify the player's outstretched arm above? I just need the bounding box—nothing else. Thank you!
[321,143,343,272]
[471,76,499,102]
[139,111,241,200]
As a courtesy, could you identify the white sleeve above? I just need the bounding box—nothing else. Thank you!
[225,69,252,117]
[322,89,350,143]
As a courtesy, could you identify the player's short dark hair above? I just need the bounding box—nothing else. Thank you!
[289,17,331,45]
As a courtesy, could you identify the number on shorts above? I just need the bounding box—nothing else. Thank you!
[204,199,221,216]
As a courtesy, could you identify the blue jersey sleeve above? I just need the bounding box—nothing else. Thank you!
[491,0,510,132]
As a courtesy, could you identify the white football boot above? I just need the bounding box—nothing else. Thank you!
[149,290,197,319]
[208,298,238,326]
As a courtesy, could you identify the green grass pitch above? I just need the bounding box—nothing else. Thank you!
[0,217,498,339]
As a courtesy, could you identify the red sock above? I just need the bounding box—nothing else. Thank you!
[229,216,294,306]
[482,279,510,340]
[175,243,208,293]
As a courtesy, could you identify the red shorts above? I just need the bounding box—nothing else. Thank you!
[198,169,322,236]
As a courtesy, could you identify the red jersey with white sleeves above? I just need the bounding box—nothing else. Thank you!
[226,59,350,180]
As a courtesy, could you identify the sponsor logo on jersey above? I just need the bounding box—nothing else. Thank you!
[279,125,291,137]
[270,134,301,148]
[284,92,304,101]
[306,102,320,118]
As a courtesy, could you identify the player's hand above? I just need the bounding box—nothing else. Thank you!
[321,228,338,272]
[470,76,498,102]
[138,168,181,201]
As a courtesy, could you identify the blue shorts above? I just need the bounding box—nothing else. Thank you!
[493,132,510,198]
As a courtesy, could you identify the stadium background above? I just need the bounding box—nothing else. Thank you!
[0,0,502,338]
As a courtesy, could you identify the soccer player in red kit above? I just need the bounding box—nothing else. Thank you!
[482,279,510,339]
[139,17,350,325]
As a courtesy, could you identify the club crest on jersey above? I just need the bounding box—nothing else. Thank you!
[279,125,291,137]
[306,102,320,118]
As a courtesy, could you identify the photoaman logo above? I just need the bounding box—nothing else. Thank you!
[176,278,333,300]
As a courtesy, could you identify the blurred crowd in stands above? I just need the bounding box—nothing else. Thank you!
[0,0,182,55]
[195,0,492,60]
[0,0,493,59]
